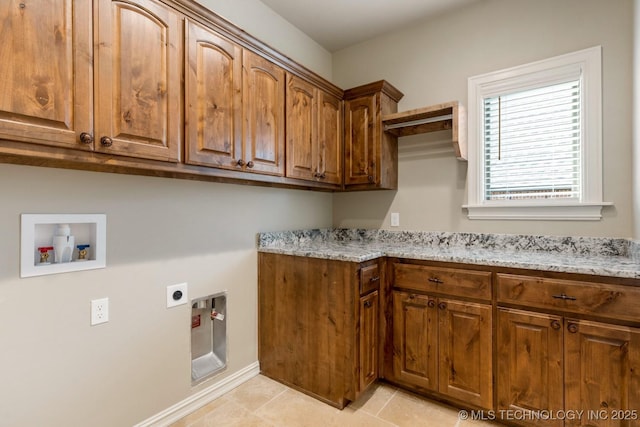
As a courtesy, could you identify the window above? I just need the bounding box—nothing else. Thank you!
[465,46,610,220]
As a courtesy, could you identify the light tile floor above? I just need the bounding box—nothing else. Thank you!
[170,375,504,427]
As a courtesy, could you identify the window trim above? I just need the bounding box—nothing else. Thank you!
[464,46,611,220]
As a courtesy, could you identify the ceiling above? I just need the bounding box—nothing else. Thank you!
[260,0,481,52]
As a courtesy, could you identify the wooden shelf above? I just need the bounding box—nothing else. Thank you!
[382,101,467,160]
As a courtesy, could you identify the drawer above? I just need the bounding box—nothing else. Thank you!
[497,273,640,323]
[393,263,492,300]
[360,263,380,295]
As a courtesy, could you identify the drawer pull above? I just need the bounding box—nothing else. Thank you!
[552,293,577,301]
[427,300,436,308]
[567,323,579,334]
[369,276,380,283]
[428,277,444,284]
[550,320,561,330]
[438,302,447,310]
[364,300,372,308]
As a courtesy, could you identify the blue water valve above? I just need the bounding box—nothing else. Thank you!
[76,244,91,261]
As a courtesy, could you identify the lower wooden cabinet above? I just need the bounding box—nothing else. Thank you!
[359,290,379,392]
[391,290,493,409]
[259,253,640,421]
[565,320,640,427]
[498,309,640,427]
[497,308,565,427]
[258,253,381,408]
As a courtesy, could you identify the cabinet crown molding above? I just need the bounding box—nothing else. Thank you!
[344,80,404,102]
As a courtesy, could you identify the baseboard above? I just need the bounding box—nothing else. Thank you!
[134,362,260,427]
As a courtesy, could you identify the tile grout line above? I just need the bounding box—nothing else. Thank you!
[248,386,289,415]
[374,387,399,418]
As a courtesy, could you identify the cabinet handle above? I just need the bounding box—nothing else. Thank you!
[427,300,436,308]
[79,132,93,145]
[550,320,561,330]
[364,300,372,308]
[428,277,444,284]
[567,323,579,334]
[369,276,380,283]
[100,136,113,147]
[367,175,374,183]
[247,161,255,169]
[438,302,447,310]
[552,293,577,301]
[236,159,245,167]
[409,294,416,299]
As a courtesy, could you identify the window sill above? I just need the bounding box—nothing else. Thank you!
[463,202,613,221]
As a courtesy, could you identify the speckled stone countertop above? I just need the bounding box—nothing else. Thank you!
[258,229,640,280]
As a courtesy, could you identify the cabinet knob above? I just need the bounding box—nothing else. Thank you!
[550,320,561,330]
[79,132,93,145]
[236,159,245,167]
[438,302,447,310]
[427,300,436,308]
[100,136,113,147]
[409,294,416,300]
[247,161,255,169]
[567,323,579,334]
[367,175,374,183]
[364,300,372,308]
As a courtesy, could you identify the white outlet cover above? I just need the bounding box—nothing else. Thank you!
[167,283,188,308]
[391,212,400,227]
[91,297,109,326]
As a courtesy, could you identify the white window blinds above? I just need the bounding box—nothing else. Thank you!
[483,80,582,201]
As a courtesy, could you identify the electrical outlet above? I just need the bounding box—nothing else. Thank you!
[167,282,188,308]
[91,297,109,326]
[391,212,400,227]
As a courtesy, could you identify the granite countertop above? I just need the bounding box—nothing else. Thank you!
[258,229,640,280]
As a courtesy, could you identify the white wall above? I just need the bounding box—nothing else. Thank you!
[199,0,333,80]
[634,0,640,240]
[332,0,635,238]
[0,0,333,425]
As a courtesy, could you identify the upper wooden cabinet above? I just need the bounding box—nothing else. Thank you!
[94,0,181,162]
[242,51,285,176]
[0,0,93,150]
[0,0,351,189]
[344,81,403,190]
[286,74,343,185]
[184,19,243,170]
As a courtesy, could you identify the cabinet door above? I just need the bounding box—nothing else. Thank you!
[392,291,438,391]
[242,51,285,176]
[286,74,316,181]
[565,320,640,427]
[317,90,343,185]
[438,299,493,409]
[359,290,379,393]
[344,95,377,186]
[185,19,242,170]
[0,0,92,149]
[497,309,564,427]
[95,0,181,162]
